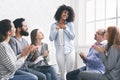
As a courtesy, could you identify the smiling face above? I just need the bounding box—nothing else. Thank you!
[36,30,44,40]
[60,10,69,21]
[10,22,16,37]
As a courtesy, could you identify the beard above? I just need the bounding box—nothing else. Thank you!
[20,30,29,36]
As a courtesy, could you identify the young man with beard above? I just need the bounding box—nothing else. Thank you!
[9,18,50,80]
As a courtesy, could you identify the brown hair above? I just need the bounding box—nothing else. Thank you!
[106,26,120,51]
[30,29,38,45]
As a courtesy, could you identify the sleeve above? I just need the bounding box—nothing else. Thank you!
[49,23,58,41]
[27,53,44,65]
[42,43,50,64]
[64,22,75,40]
[0,45,24,73]
[9,38,17,55]
[99,46,119,70]
[44,43,48,51]
[33,56,44,64]
[83,46,104,67]
[79,66,86,71]
[84,53,104,67]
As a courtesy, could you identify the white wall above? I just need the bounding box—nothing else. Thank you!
[0,0,71,43]
[70,0,91,68]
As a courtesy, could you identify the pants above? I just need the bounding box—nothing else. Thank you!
[56,46,75,80]
[34,66,58,80]
[10,70,38,80]
[10,74,37,80]
[66,66,86,80]
[66,69,80,80]
[76,71,109,80]
[15,69,48,80]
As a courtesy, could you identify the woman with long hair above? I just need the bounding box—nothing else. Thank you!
[27,29,58,80]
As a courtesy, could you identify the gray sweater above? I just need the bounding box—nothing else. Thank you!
[99,45,120,80]
[27,43,49,68]
[9,36,28,69]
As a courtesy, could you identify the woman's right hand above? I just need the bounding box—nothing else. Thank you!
[42,50,49,58]
[56,25,60,30]
[93,45,105,53]
[21,45,37,58]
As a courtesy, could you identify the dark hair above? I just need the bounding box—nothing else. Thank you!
[30,29,38,45]
[0,19,12,42]
[54,4,75,22]
[13,18,25,29]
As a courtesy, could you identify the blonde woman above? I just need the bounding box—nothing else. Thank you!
[49,4,75,80]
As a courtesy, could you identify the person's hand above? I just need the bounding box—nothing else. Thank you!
[56,23,67,30]
[79,52,86,60]
[56,25,60,30]
[42,50,49,58]
[21,45,37,58]
[30,45,38,52]
[21,46,31,58]
[62,25,66,29]
[30,45,38,53]
[93,45,105,53]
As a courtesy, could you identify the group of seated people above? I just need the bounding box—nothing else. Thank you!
[0,17,120,80]
[66,26,120,80]
[0,18,58,80]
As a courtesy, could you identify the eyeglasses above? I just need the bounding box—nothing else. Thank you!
[95,32,101,35]
[95,29,106,36]
[95,31,106,36]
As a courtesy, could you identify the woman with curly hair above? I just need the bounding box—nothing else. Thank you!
[49,4,75,80]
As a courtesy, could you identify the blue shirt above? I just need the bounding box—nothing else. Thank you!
[80,40,107,74]
[49,22,75,54]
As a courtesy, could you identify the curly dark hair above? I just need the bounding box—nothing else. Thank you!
[54,4,75,22]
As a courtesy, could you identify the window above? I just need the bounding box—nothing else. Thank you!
[86,0,120,44]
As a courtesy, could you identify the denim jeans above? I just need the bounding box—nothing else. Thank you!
[18,68,49,80]
[9,74,37,80]
[34,66,58,80]
[9,70,38,80]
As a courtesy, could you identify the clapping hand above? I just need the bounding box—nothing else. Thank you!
[79,52,86,60]
[93,45,105,53]
[43,50,49,58]
[21,45,37,58]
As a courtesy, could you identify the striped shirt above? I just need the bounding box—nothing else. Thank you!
[0,42,25,80]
